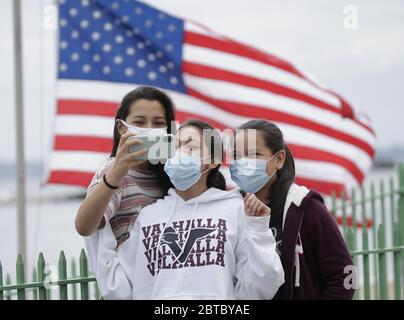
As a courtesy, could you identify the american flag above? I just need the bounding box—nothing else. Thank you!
[47,0,376,196]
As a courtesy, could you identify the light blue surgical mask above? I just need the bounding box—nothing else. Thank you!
[229,152,278,193]
[164,150,211,191]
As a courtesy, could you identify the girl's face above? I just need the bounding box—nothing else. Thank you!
[176,126,208,158]
[117,99,167,134]
[175,126,218,169]
[233,129,285,176]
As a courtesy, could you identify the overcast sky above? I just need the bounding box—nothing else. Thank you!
[0,0,403,163]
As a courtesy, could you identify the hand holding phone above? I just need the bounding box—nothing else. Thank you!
[106,132,148,185]
[128,133,175,163]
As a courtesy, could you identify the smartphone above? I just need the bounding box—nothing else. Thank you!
[128,133,175,163]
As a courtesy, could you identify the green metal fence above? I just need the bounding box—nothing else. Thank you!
[1,164,403,300]
[329,163,404,300]
[0,249,100,300]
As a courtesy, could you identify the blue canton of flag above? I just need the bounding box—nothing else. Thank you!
[58,0,187,93]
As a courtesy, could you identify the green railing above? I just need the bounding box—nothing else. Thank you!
[0,250,100,300]
[329,163,404,300]
[1,164,403,300]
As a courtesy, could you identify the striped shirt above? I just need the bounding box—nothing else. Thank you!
[86,157,164,249]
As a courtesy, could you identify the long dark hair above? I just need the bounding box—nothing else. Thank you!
[110,86,175,194]
[238,120,295,216]
[178,119,226,190]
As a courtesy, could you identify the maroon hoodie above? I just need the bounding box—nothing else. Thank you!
[274,184,355,300]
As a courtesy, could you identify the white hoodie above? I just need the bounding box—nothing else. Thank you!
[85,187,284,300]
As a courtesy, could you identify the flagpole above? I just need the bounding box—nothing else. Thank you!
[13,0,27,262]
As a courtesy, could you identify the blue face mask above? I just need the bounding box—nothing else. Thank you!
[229,152,278,193]
[164,151,210,191]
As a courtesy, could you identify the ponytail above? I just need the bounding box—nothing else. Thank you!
[207,166,226,190]
[270,144,295,215]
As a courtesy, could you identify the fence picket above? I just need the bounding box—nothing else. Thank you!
[79,249,89,300]
[59,251,68,300]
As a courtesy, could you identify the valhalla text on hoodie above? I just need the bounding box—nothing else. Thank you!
[85,187,285,300]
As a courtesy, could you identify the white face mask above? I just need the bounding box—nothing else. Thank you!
[119,119,167,135]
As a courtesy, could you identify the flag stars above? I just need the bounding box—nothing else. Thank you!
[59,2,183,91]
[71,52,80,61]
[126,47,136,56]
[60,41,68,49]
[59,63,67,72]
[165,44,174,52]
[91,32,101,41]
[93,10,102,19]
[80,20,89,29]
[60,19,67,27]
[103,66,111,74]
[167,24,176,32]
[170,77,178,85]
[82,64,91,73]
[102,43,112,52]
[125,68,134,76]
[115,35,125,44]
[82,42,90,50]
[145,19,153,27]
[137,59,146,68]
[148,72,157,80]
[114,55,123,64]
[71,30,79,39]
[104,23,113,31]
[69,8,78,17]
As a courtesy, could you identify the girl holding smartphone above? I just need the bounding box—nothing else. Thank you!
[75,86,175,275]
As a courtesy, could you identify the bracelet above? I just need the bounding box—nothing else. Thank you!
[103,174,119,190]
